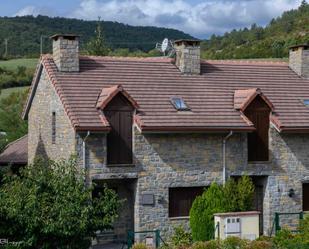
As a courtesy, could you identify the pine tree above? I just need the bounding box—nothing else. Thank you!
[86,17,110,56]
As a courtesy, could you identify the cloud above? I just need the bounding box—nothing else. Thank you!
[15,6,39,16]
[15,5,56,17]
[70,0,301,38]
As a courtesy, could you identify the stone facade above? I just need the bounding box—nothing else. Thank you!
[52,35,79,72]
[27,68,309,241]
[174,40,200,75]
[28,68,76,163]
[72,125,309,239]
[231,126,309,234]
[289,46,309,79]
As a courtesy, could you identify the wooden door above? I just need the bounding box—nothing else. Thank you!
[245,96,270,162]
[105,93,134,165]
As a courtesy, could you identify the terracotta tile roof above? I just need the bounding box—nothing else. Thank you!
[0,135,28,165]
[96,85,139,109]
[234,88,274,112]
[23,55,309,133]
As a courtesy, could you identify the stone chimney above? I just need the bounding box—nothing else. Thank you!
[51,34,79,72]
[174,39,201,75]
[289,44,309,79]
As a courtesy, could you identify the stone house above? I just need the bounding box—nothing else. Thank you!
[20,35,309,242]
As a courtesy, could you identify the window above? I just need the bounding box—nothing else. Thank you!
[303,100,309,107]
[170,97,190,111]
[169,187,205,217]
[244,96,271,162]
[105,93,134,165]
[52,112,56,144]
[303,183,309,211]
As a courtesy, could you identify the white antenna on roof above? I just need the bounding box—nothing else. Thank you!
[156,38,175,57]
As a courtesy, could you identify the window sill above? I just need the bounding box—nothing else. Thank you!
[106,163,135,167]
[248,160,271,164]
[169,216,190,220]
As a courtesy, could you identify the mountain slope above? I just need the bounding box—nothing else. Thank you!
[201,1,309,59]
[0,15,193,57]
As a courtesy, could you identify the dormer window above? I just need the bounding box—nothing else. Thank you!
[96,85,139,166]
[234,88,273,162]
[170,97,190,111]
[303,100,309,107]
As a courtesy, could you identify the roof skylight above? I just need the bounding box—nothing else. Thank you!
[304,99,309,107]
[170,97,190,111]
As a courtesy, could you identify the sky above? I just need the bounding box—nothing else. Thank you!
[0,0,303,38]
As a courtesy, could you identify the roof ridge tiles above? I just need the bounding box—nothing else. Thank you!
[80,55,175,63]
[201,59,288,66]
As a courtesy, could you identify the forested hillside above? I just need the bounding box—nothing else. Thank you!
[0,15,193,57]
[201,1,309,59]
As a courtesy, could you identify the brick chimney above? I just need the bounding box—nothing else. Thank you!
[174,39,201,75]
[51,34,79,72]
[289,44,309,79]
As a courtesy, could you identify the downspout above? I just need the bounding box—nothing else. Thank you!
[222,131,233,185]
[82,131,91,183]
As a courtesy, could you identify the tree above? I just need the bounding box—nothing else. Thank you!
[300,0,308,11]
[0,90,28,151]
[86,17,110,56]
[0,157,121,249]
[189,176,255,241]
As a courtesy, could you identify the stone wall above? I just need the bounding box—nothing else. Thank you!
[231,126,309,234]
[28,68,76,163]
[76,122,309,238]
[78,128,247,238]
[133,130,246,238]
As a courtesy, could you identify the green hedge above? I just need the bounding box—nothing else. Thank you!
[190,176,255,241]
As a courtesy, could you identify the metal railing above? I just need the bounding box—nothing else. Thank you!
[270,212,304,236]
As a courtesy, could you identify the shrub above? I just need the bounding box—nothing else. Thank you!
[158,244,172,249]
[191,240,222,249]
[248,240,273,249]
[235,176,255,211]
[171,225,193,247]
[190,183,227,241]
[132,243,148,249]
[190,176,255,241]
[272,229,298,249]
[222,236,248,249]
[255,236,272,242]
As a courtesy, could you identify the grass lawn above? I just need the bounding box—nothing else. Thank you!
[0,86,29,100]
[0,58,38,70]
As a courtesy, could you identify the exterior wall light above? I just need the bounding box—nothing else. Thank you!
[288,188,295,197]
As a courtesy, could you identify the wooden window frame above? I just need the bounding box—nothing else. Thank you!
[168,187,205,218]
